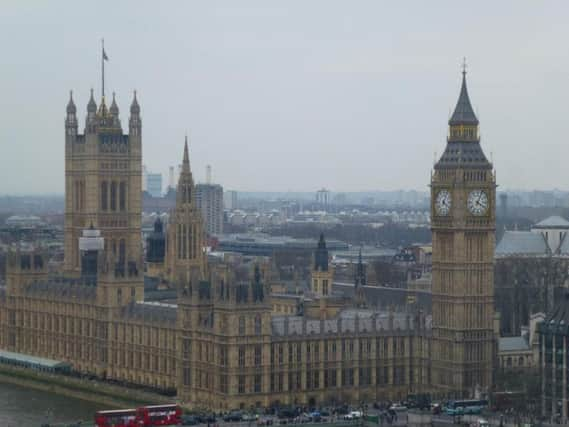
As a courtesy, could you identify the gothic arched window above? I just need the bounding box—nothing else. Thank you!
[110,181,117,211]
[254,314,262,335]
[119,182,126,211]
[238,316,246,335]
[119,239,126,264]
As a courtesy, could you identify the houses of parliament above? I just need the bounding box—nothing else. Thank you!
[0,68,497,410]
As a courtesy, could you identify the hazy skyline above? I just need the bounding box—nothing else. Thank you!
[1,1,568,194]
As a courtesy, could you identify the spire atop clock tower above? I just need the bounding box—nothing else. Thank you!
[449,66,478,127]
[436,69,491,170]
[430,65,496,398]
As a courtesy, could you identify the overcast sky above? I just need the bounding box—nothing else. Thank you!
[1,1,568,194]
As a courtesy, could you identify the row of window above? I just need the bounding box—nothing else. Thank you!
[180,366,411,395]
[100,181,127,211]
[269,338,408,365]
[14,311,176,350]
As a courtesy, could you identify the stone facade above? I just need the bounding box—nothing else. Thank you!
[538,294,569,421]
[0,72,498,411]
[64,91,142,276]
[430,71,497,397]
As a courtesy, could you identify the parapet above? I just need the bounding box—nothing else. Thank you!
[271,308,432,338]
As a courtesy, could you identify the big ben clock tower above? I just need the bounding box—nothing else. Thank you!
[431,68,496,398]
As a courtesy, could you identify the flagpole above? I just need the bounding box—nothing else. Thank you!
[101,38,105,99]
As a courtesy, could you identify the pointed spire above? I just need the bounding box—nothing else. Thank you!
[97,94,108,117]
[449,65,478,126]
[175,135,195,207]
[66,90,76,114]
[314,232,329,272]
[130,90,140,115]
[355,245,366,289]
[183,134,190,172]
[318,232,326,249]
[110,92,119,115]
[87,88,97,113]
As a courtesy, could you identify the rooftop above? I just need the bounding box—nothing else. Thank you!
[498,336,530,353]
[495,231,548,257]
[533,215,569,229]
[0,349,71,369]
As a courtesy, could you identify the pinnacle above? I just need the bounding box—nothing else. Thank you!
[449,72,478,126]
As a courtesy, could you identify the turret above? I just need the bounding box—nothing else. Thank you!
[86,88,97,132]
[109,92,121,128]
[66,91,77,127]
[166,137,207,285]
[6,250,48,297]
[354,247,366,287]
[65,91,78,146]
[314,232,329,272]
[354,247,367,307]
[129,90,141,136]
[311,233,334,297]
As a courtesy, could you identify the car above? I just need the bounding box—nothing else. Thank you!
[277,408,297,419]
[350,411,362,419]
[431,403,442,415]
[309,411,321,422]
[242,413,259,422]
[181,415,199,425]
[224,411,244,422]
[257,416,274,426]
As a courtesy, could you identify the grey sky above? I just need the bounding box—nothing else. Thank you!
[1,1,567,194]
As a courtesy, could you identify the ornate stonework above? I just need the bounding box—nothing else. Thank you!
[430,71,497,397]
[0,72,498,410]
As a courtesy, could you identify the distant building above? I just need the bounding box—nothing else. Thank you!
[4,215,44,228]
[538,294,569,420]
[495,215,569,336]
[146,173,162,197]
[316,188,330,209]
[224,190,238,210]
[497,313,541,372]
[195,183,224,236]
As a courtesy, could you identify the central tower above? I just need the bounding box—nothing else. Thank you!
[64,90,142,275]
[431,69,496,397]
[165,137,207,284]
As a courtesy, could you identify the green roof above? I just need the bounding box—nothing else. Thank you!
[0,350,71,369]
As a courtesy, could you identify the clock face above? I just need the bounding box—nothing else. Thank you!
[435,190,451,215]
[467,190,489,216]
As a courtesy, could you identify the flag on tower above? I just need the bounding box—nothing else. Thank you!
[103,48,108,61]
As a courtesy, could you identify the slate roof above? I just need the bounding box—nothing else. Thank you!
[498,336,530,352]
[0,350,71,369]
[533,216,569,229]
[435,141,492,170]
[25,279,97,300]
[495,231,548,257]
[449,73,479,126]
[121,301,177,326]
[333,282,432,312]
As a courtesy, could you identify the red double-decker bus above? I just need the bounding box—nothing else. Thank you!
[95,408,137,427]
[135,404,182,426]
